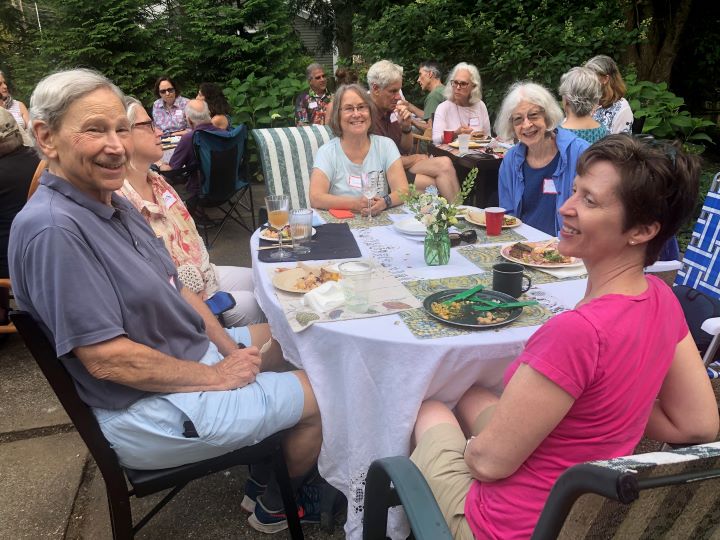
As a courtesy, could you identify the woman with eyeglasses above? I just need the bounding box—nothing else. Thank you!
[309,84,409,216]
[431,63,491,144]
[151,76,190,136]
[120,97,264,327]
[584,55,634,134]
[496,81,590,236]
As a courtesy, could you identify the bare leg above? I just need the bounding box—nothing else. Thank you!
[455,385,499,437]
[410,155,460,201]
[412,399,461,449]
[248,324,294,372]
[283,370,322,477]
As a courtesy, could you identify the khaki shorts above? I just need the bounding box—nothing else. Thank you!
[410,423,475,540]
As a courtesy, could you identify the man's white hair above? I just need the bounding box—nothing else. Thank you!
[367,60,403,89]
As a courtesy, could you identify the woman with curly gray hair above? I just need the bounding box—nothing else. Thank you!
[432,62,491,143]
[558,66,609,144]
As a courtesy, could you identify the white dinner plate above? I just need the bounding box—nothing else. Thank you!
[393,218,426,236]
[455,205,482,220]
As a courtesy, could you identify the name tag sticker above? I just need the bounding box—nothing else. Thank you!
[390,112,398,123]
[348,175,362,189]
[468,117,480,127]
[543,178,558,195]
[308,101,318,109]
[161,189,179,208]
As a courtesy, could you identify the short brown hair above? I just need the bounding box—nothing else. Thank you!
[576,134,700,266]
[328,84,375,137]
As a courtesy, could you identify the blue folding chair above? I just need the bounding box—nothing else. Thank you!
[192,125,255,247]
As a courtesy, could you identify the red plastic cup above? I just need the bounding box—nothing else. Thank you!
[484,207,506,236]
[443,130,454,144]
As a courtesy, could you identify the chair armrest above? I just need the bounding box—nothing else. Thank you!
[701,317,720,336]
[363,456,452,540]
[644,260,682,273]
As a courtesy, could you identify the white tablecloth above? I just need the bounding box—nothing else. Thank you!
[252,218,586,539]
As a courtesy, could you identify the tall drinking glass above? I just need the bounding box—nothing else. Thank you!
[265,194,291,260]
[362,172,379,221]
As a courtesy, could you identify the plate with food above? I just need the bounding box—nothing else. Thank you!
[423,288,524,329]
[455,205,482,220]
[260,227,316,243]
[465,210,522,228]
[272,264,341,294]
[393,218,427,236]
[501,241,583,268]
[448,139,490,149]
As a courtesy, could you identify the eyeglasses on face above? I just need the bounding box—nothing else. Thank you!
[341,104,369,114]
[450,80,472,89]
[159,87,175,95]
[511,109,544,126]
[449,229,478,247]
[133,120,157,131]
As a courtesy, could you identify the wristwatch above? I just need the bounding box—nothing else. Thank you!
[383,194,393,209]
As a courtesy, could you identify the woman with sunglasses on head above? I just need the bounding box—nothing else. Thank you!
[432,63,491,143]
[497,81,590,236]
[411,135,718,539]
[120,97,264,327]
[151,76,189,136]
[309,84,409,216]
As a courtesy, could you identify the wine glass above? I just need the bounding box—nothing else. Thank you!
[362,172,379,221]
[265,194,291,260]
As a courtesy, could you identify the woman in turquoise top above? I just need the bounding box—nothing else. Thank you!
[558,66,609,144]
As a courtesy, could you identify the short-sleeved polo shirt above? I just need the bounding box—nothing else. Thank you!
[8,172,210,409]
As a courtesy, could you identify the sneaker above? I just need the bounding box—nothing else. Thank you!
[248,498,308,534]
[241,476,266,513]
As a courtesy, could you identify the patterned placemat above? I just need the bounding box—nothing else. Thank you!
[317,207,406,229]
[457,245,586,285]
[398,273,555,339]
[454,219,526,244]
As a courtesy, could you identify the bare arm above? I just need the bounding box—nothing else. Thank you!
[385,157,409,206]
[19,101,29,127]
[74,336,260,393]
[644,333,719,443]
[308,168,367,212]
[394,104,414,154]
[465,364,574,482]
[180,286,240,356]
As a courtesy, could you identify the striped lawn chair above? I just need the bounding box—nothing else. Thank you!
[363,442,720,540]
[251,125,334,209]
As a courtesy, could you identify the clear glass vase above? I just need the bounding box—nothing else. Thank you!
[424,227,451,266]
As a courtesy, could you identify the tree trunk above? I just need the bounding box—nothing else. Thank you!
[332,0,353,59]
[624,0,694,83]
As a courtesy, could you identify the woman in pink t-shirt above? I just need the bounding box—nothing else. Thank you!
[410,135,719,540]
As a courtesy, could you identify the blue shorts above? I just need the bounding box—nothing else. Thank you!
[93,327,305,469]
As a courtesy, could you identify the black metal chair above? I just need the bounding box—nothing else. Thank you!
[10,310,303,540]
[192,125,255,247]
[363,443,720,539]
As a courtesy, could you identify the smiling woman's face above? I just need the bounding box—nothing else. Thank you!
[511,101,547,148]
[339,89,371,137]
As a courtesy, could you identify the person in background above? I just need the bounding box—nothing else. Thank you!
[295,63,332,126]
[584,55,634,134]
[399,60,446,133]
[196,82,232,130]
[334,67,359,87]
[121,97,264,327]
[0,70,29,129]
[558,66,610,144]
[432,62,491,143]
[411,135,718,539]
[496,81,590,236]
[152,76,190,136]
[309,84,408,215]
[367,60,459,201]
[0,108,39,326]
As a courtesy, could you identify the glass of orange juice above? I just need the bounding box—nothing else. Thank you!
[265,194,291,260]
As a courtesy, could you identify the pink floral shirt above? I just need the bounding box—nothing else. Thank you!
[118,172,219,296]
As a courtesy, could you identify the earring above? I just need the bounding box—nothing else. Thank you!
[629,241,636,245]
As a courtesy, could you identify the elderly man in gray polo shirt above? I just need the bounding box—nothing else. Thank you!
[9,68,321,533]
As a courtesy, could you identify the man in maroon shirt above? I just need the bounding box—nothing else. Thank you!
[367,60,459,201]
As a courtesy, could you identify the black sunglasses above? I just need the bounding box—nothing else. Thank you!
[449,229,478,247]
[159,87,175,95]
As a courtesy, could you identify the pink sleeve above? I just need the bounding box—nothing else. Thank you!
[432,102,448,144]
[515,312,600,399]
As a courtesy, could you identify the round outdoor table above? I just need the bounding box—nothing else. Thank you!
[430,143,502,208]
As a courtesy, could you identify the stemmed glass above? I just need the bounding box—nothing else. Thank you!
[362,172,379,221]
[265,194,291,260]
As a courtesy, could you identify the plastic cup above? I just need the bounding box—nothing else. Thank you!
[458,133,470,153]
[289,209,313,255]
[338,260,373,313]
[484,207,505,236]
[443,130,455,144]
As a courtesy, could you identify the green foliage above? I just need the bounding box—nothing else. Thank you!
[625,72,716,153]
[224,73,306,129]
[456,167,477,205]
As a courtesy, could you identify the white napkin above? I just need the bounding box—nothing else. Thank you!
[535,264,588,279]
[302,281,345,312]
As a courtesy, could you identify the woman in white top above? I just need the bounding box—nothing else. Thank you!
[584,55,634,134]
[309,84,409,216]
[0,70,29,129]
[432,62,491,143]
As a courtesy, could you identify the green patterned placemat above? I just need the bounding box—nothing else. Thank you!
[454,219,525,243]
[398,273,554,339]
[457,245,584,285]
[317,207,406,229]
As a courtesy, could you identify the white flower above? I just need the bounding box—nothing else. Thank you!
[426,185,439,196]
[421,214,436,226]
[271,113,282,120]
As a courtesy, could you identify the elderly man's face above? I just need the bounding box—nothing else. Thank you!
[417,68,433,92]
[371,80,402,113]
[309,69,327,94]
[41,88,132,202]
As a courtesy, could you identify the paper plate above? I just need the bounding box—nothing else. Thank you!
[500,241,584,268]
[393,218,426,236]
[465,210,522,229]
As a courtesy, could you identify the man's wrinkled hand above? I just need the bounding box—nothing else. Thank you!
[213,347,261,389]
